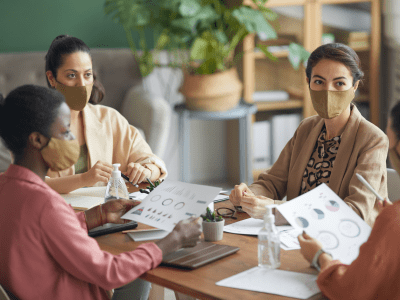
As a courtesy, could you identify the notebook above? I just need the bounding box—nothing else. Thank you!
[161,242,240,269]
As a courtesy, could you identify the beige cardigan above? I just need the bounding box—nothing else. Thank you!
[47,104,167,181]
[250,105,388,226]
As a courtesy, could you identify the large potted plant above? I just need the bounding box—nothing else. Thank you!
[104,0,308,111]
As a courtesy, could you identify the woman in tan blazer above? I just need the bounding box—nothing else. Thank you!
[230,43,388,226]
[43,35,167,194]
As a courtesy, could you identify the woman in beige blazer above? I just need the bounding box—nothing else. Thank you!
[230,43,388,226]
[44,35,167,194]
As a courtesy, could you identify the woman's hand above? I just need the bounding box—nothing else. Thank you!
[102,199,141,224]
[125,162,152,185]
[377,198,393,214]
[229,183,255,206]
[298,231,323,264]
[240,195,274,219]
[81,161,113,186]
[156,217,202,257]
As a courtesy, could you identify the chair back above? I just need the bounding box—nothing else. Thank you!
[387,168,400,202]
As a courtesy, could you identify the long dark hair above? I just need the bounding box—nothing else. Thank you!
[45,35,105,104]
[306,43,364,86]
[0,85,65,156]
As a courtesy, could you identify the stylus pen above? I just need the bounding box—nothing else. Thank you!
[356,173,388,201]
[121,173,139,188]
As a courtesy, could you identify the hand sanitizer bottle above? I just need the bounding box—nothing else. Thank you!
[104,163,129,202]
[258,204,281,268]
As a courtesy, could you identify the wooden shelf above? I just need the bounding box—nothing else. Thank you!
[254,49,289,59]
[254,99,303,112]
[350,44,370,52]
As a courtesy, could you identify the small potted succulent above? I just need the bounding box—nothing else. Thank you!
[139,178,161,194]
[201,207,225,242]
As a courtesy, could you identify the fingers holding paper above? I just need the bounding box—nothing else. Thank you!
[102,199,141,224]
[174,217,203,248]
[240,195,274,219]
[298,231,323,263]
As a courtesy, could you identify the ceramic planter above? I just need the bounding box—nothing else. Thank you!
[202,219,225,242]
[180,68,243,112]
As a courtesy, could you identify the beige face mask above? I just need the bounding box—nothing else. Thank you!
[309,88,355,119]
[41,138,80,171]
[55,81,93,111]
[389,145,400,176]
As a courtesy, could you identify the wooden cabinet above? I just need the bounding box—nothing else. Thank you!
[242,0,381,123]
[238,0,381,182]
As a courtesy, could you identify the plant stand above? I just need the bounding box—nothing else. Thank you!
[174,100,257,184]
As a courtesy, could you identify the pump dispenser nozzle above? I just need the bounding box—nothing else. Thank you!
[264,204,278,225]
[112,163,121,179]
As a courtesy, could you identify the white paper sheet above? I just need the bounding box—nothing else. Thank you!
[60,187,106,209]
[223,218,300,250]
[122,180,221,231]
[277,183,372,264]
[129,191,148,201]
[127,229,169,241]
[216,267,320,299]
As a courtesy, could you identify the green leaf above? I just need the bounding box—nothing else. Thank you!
[179,0,201,16]
[190,37,209,60]
[288,43,310,70]
[256,44,278,62]
[232,7,277,40]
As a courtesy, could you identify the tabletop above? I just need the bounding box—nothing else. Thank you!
[95,184,326,300]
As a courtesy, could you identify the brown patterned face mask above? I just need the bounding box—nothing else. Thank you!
[41,138,80,171]
[55,81,93,111]
[309,88,355,119]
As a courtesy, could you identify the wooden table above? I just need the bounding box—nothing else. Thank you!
[96,185,325,300]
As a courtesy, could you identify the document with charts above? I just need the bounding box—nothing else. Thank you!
[277,183,371,265]
[122,180,221,231]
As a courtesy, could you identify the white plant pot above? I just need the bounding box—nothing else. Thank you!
[202,219,225,242]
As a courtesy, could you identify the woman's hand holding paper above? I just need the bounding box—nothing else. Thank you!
[298,232,323,263]
[102,199,141,224]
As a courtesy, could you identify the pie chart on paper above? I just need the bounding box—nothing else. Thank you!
[325,200,340,212]
[295,217,309,228]
[311,208,325,220]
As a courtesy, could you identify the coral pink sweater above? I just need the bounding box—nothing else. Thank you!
[0,164,162,299]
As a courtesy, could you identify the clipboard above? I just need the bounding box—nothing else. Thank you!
[161,242,239,269]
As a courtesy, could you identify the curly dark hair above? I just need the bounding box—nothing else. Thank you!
[0,85,65,156]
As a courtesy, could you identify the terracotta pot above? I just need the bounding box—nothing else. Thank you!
[180,68,243,112]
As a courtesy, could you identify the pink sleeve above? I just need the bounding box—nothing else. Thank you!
[40,200,163,290]
[74,209,88,231]
[317,205,400,299]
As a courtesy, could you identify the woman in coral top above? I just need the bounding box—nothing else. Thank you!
[0,85,202,300]
[297,101,400,300]
[44,35,166,194]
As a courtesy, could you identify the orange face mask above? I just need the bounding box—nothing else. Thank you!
[41,138,80,171]
[55,81,93,111]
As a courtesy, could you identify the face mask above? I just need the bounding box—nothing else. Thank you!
[55,81,93,111]
[309,88,355,119]
[41,138,80,171]
[389,144,400,175]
